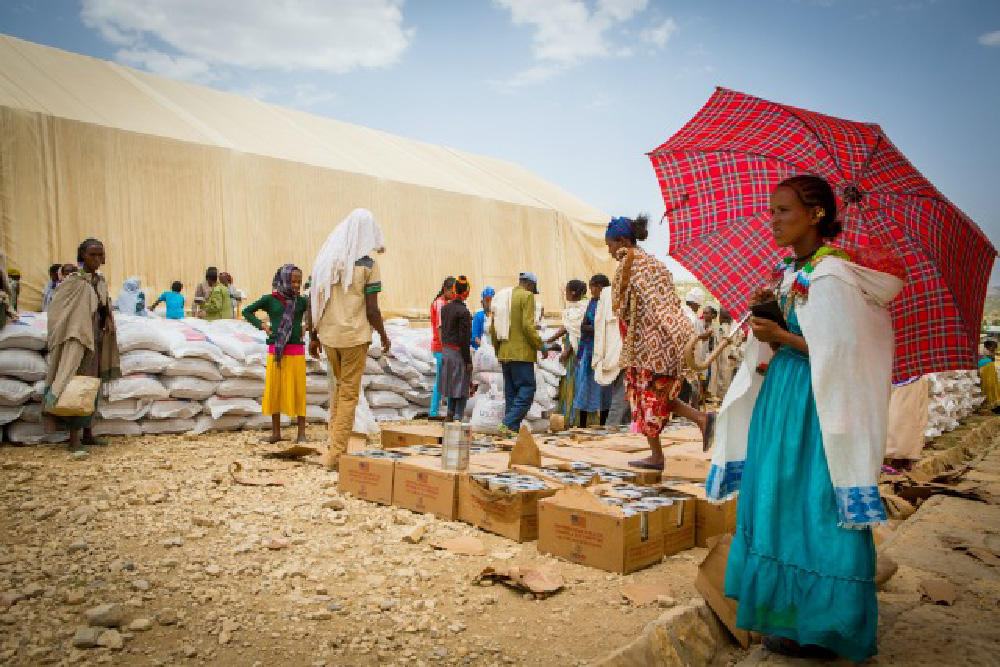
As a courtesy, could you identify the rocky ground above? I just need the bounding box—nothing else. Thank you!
[0,425,707,666]
[3,419,999,667]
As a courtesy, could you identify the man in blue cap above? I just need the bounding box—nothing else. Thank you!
[470,286,495,351]
[490,272,546,436]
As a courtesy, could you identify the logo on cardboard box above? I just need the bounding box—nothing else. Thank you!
[359,462,369,471]
[417,472,428,482]
[570,514,587,529]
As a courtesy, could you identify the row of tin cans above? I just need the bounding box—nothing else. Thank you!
[470,473,550,492]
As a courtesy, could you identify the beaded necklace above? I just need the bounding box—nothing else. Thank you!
[768,246,850,322]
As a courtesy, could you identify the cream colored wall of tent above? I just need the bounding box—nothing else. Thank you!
[0,35,612,315]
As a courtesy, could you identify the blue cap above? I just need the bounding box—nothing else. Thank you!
[481,287,496,298]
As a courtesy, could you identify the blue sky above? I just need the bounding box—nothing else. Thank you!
[3,0,999,282]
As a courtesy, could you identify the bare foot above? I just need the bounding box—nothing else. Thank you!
[296,435,309,444]
[261,434,285,444]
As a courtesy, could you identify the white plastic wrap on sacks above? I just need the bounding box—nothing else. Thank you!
[189,415,248,434]
[162,357,224,382]
[0,314,48,350]
[386,357,420,381]
[404,390,432,407]
[20,403,42,422]
[200,320,267,362]
[92,419,144,437]
[158,321,228,365]
[400,405,425,420]
[203,396,261,419]
[0,405,24,424]
[368,374,411,393]
[538,356,567,378]
[219,359,267,380]
[364,357,383,375]
[104,375,169,402]
[115,316,172,353]
[367,390,409,409]
[0,377,34,406]
[474,345,500,374]
[8,421,67,444]
[97,399,151,421]
[31,381,44,401]
[306,393,329,407]
[0,349,47,382]
[149,400,202,420]
[371,407,403,422]
[161,376,219,400]
[306,404,329,423]
[368,340,383,358]
[216,378,266,398]
[306,375,328,393]
[470,389,506,428]
[119,350,172,376]
[143,419,196,434]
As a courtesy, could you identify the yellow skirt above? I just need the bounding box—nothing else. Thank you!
[981,362,999,408]
[262,352,308,418]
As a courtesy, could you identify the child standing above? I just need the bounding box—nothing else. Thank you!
[429,276,457,418]
[150,281,186,319]
[439,276,473,422]
[243,264,310,443]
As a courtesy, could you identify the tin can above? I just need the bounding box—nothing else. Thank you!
[441,422,471,471]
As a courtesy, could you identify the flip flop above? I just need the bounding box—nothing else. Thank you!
[80,437,108,448]
[702,412,717,453]
[628,459,665,471]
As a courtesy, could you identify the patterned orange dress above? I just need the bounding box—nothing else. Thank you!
[612,247,695,437]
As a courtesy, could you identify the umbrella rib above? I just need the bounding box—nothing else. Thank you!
[650,148,811,173]
[777,107,850,182]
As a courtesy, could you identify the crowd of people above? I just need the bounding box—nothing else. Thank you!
[11,174,996,664]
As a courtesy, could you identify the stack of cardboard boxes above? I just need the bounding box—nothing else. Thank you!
[337,423,738,575]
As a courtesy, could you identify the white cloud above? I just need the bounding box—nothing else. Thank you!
[81,0,414,82]
[640,18,677,48]
[980,30,1000,47]
[494,0,669,89]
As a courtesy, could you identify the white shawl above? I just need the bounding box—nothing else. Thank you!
[311,208,385,325]
[591,288,622,386]
[562,300,587,351]
[492,287,514,341]
[707,257,904,529]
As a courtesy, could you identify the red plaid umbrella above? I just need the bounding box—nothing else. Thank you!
[649,87,996,381]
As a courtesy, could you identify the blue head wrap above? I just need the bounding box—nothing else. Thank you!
[605,216,633,239]
[481,287,496,298]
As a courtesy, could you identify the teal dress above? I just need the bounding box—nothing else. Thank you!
[725,302,878,663]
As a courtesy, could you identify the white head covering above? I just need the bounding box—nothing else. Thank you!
[311,208,386,325]
[116,277,145,316]
[686,286,707,306]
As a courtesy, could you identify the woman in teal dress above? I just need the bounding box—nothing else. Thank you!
[546,280,588,420]
[709,176,905,662]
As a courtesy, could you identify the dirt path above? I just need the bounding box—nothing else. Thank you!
[0,426,706,666]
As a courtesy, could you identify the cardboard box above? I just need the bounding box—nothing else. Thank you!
[392,458,460,520]
[337,454,397,505]
[669,483,738,548]
[380,424,443,449]
[538,444,661,485]
[458,475,559,542]
[659,492,698,556]
[537,488,665,574]
[695,534,750,648]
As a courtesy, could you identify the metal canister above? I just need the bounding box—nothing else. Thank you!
[441,422,471,471]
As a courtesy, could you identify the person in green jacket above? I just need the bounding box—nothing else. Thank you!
[490,271,548,436]
[201,267,231,321]
[243,264,311,443]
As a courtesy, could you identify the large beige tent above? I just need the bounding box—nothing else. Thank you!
[0,35,612,315]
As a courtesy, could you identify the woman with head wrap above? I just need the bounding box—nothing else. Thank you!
[43,238,121,451]
[308,208,390,469]
[115,278,147,316]
[606,216,716,468]
[243,264,311,443]
[544,280,588,420]
[439,276,474,422]
[470,287,495,351]
[220,272,245,319]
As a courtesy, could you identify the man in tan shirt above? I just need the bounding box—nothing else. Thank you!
[309,209,390,469]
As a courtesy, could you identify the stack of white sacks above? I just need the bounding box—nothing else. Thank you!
[924,370,984,441]
[0,314,564,444]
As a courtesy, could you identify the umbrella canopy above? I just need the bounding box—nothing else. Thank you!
[650,87,996,381]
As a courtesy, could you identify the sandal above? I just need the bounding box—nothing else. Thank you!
[702,412,717,453]
[80,437,108,448]
[628,459,665,471]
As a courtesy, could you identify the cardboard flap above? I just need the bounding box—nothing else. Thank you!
[509,424,542,467]
[547,485,621,516]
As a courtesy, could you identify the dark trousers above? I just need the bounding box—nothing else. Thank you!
[501,361,536,431]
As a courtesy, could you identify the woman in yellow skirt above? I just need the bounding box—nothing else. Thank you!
[243,264,310,443]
